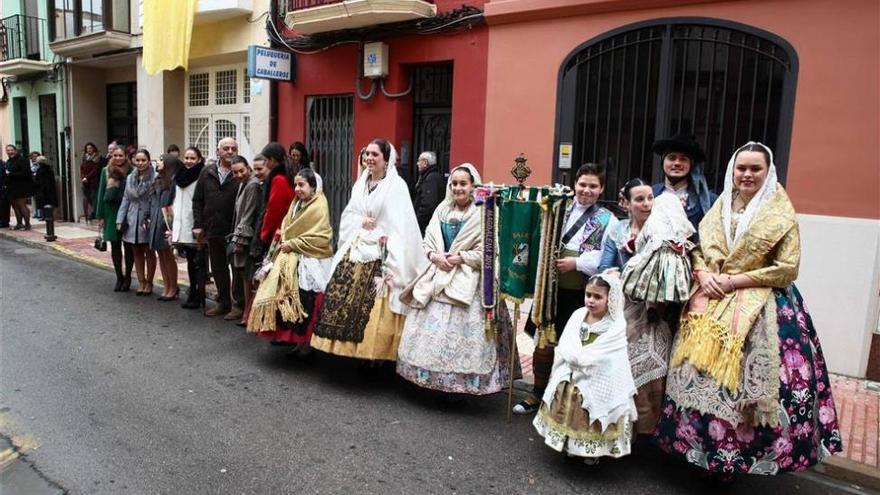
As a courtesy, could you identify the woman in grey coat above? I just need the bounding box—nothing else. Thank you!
[230,156,262,326]
[150,155,179,301]
[117,149,157,296]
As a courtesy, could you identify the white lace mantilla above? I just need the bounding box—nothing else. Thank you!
[624,299,672,388]
[297,256,333,292]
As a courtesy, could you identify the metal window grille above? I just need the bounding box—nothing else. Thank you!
[188,117,210,153]
[214,119,237,151]
[412,63,453,179]
[555,20,797,203]
[106,82,137,146]
[306,95,354,240]
[242,114,251,145]
[243,72,251,104]
[215,69,238,106]
[188,73,209,107]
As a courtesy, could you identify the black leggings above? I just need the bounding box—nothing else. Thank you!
[110,240,134,281]
[179,245,208,303]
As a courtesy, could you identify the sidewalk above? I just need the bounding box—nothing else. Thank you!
[2,220,878,490]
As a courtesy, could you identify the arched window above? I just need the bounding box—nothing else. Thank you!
[554,18,798,203]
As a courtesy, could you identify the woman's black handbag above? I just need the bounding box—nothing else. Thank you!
[94,235,107,252]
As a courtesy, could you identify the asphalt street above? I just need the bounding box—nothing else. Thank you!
[0,238,862,494]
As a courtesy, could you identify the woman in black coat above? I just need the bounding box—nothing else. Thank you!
[33,156,58,215]
[4,144,34,230]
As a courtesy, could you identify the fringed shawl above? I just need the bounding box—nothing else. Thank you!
[247,192,333,333]
[672,185,799,392]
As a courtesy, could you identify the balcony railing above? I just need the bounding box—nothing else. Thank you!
[279,0,437,35]
[0,15,48,62]
[279,0,434,15]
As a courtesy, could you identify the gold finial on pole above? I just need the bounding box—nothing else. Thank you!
[510,153,531,186]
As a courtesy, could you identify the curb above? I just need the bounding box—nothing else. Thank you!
[0,230,202,297]
[811,456,880,493]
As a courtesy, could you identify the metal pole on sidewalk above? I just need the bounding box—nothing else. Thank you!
[44,205,57,242]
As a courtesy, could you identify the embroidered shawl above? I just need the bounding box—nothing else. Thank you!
[400,164,482,309]
[247,192,333,333]
[672,185,799,392]
[333,145,426,315]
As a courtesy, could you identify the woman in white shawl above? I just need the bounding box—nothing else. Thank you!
[397,163,516,395]
[312,139,426,361]
[533,272,637,462]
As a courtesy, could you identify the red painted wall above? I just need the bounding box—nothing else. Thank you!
[276,2,489,178]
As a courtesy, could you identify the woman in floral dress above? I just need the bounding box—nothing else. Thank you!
[653,142,842,476]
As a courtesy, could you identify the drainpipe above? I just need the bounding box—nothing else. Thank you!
[269,0,279,143]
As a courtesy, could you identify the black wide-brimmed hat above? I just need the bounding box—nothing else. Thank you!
[652,133,706,163]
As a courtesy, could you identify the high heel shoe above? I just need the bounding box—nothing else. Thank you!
[158,288,180,301]
[121,275,132,292]
[114,277,124,292]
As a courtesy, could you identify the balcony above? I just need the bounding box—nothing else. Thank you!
[47,0,132,59]
[282,0,436,35]
[196,0,254,25]
[0,15,53,77]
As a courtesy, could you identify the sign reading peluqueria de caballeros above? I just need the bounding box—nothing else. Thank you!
[247,46,296,81]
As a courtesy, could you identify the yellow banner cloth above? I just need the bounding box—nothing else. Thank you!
[143,0,197,75]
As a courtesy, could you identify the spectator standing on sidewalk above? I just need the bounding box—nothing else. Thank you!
[0,155,9,228]
[192,137,241,319]
[150,155,179,301]
[118,149,157,296]
[100,141,118,170]
[229,156,262,326]
[412,151,445,234]
[29,151,42,220]
[172,147,207,309]
[80,142,101,220]
[288,141,310,172]
[96,147,134,291]
[4,144,35,230]
[33,156,58,218]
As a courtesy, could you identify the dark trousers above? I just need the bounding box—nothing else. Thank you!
[180,245,208,304]
[0,193,9,227]
[110,240,134,281]
[525,287,585,395]
[206,238,243,310]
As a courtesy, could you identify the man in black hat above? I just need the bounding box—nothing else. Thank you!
[651,133,717,234]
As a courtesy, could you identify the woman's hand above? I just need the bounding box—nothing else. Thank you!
[430,252,454,272]
[279,243,293,253]
[555,257,577,273]
[362,216,377,231]
[116,223,122,232]
[446,254,463,266]
[696,270,726,299]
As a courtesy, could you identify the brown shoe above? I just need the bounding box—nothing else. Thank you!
[205,306,230,317]
[223,308,243,321]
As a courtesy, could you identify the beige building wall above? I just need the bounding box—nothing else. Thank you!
[0,103,10,148]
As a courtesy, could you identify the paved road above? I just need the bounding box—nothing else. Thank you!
[0,238,858,494]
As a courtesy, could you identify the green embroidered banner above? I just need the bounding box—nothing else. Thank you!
[498,186,545,302]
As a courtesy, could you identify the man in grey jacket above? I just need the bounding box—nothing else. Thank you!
[192,137,243,319]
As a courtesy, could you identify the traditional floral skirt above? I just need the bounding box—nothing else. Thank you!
[396,296,517,395]
[653,286,843,475]
[533,379,635,459]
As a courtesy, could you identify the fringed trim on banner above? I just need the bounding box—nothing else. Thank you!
[536,323,557,349]
[671,312,745,393]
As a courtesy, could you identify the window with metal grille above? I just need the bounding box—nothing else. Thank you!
[243,72,251,104]
[242,115,251,144]
[215,69,237,105]
[412,63,453,180]
[306,95,354,240]
[554,19,797,203]
[188,73,209,107]
[214,119,237,150]
[188,117,210,152]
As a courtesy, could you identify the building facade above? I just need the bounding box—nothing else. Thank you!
[273,0,488,232]
[1,0,66,212]
[479,0,879,377]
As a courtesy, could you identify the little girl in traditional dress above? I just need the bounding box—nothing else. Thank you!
[532,273,637,464]
[621,193,695,304]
